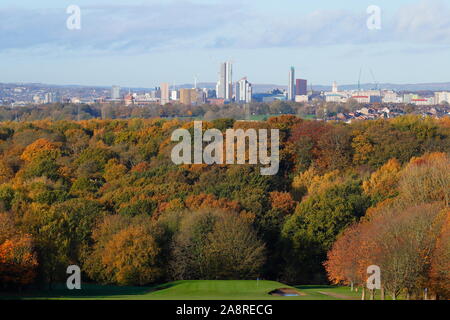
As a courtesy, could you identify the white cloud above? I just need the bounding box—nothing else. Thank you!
[1,0,450,55]
[394,0,450,43]
[0,2,243,53]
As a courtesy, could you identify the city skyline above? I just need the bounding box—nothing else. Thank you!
[1,0,450,87]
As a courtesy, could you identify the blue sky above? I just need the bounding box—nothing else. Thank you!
[1,0,450,87]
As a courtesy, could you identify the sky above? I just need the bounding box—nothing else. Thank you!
[1,0,450,88]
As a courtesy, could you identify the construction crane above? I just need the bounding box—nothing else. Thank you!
[370,68,379,90]
[358,67,363,91]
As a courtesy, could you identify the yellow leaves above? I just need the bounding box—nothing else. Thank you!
[399,152,450,206]
[156,198,185,219]
[352,131,374,165]
[407,152,448,167]
[130,162,151,173]
[0,216,38,286]
[100,225,161,285]
[363,152,449,208]
[185,193,240,213]
[0,160,14,184]
[269,191,295,215]
[103,159,127,182]
[429,209,450,296]
[437,116,450,128]
[0,213,16,243]
[292,167,317,190]
[363,158,401,201]
[58,165,73,179]
[20,138,60,162]
[162,119,182,131]
[292,168,342,199]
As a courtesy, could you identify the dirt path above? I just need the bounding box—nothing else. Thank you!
[317,291,356,300]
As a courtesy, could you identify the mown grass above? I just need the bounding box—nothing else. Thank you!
[1,281,404,300]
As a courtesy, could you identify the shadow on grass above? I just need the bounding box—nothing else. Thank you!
[1,282,181,300]
[294,285,336,290]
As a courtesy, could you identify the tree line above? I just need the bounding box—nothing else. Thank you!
[0,115,448,299]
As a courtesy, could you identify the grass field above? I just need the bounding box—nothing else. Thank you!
[0,280,393,300]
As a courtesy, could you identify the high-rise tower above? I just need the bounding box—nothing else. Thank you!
[111,85,121,100]
[160,82,170,105]
[217,62,233,100]
[288,67,295,101]
[236,77,252,103]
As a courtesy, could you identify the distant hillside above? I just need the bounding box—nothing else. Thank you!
[175,82,450,93]
[2,81,450,93]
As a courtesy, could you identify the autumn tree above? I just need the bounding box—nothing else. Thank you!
[398,152,450,206]
[34,199,105,285]
[325,224,363,291]
[325,203,445,300]
[100,225,161,286]
[170,209,265,280]
[282,180,369,283]
[363,158,401,203]
[0,213,38,289]
[429,209,450,299]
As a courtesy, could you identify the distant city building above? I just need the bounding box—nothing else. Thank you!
[295,79,307,96]
[217,62,233,100]
[179,89,192,105]
[111,86,121,100]
[288,67,295,101]
[352,90,382,104]
[325,93,348,103]
[295,95,308,103]
[171,90,179,101]
[357,107,376,115]
[352,96,370,104]
[435,91,450,104]
[332,81,338,93]
[325,82,348,103]
[160,83,170,105]
[124,94,134,106]
[134,93,160,104]
[236,78,253,103]
[151,87,161,99]
[196,89,207,105]
[208,98,226,106]
[180,88,206,105]
[382,91,401,103]
[403,93,419,104]
[44,92,54,104]
[33,95,41,104]
[263,94,287,103]
[205,89,216,99]
[411,97,434,106]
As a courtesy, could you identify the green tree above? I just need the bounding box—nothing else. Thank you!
[282,181,369,283]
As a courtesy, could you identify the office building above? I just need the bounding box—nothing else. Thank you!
[352,90,382,104]
[435,92,450,104]
[382,91,401,103]
[44,92,54,104]
[111,86,121,100]
[180,88,205,105]
[295,79,307,96]
[217,62,233,100]
[171,90,179,101]
[160,83,170,105]
[180,89,192,105]
[236,78,253,103]
[295,95,308,103]
[288,67,295,101]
